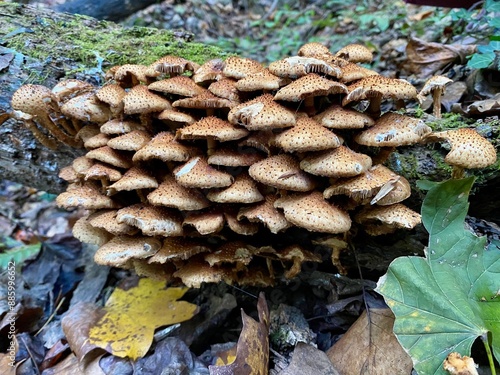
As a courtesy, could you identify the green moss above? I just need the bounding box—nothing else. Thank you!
[425,112,476,131]
[1,3,229,76]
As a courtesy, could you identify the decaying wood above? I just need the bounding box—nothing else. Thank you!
[54,0,160,21]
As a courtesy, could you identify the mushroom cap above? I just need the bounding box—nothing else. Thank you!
[228,94,296,131]
[339,62,379,83]
[84,133,111,149]
[58,165,79,183]
[238,130,274,155]
[150,55,199,75]
[417,75,453,103]
[86,146,133,169]
[157,109,196,125]
[107,130,152,151]
[335,44,373,63]
[274,191,351,234]
[222,56,264,79]
[237,194,291,234]
[273,116,342,152]
[423,128,497,169]
[268,56,342,79]
[95,84,126,110]
[11,84,57,115]
[148,238,211,263]
[72,215,112,246]
[52,79,94,103]
[100,119,146,134]
[274,73,348,102]
[355,203,421,235]
[205,241,257,266]
[323,164,401,201]
[235,69,291,92]
[300,145,372,178]
[206,172,264,204]
[208,78,241,102]
[183,209,225,235]
[71,156,94,176]
[354,112,431,147]
[342,76,417,106]
[224,211,259,235]
[176,116,249,142]
[192,58,225,84]
[174,156,234,188]
[148,76,207,97]
[113,64,159,85]
[94,235,162,266]
[133,131,200,163]
[56,184,119,209]
[84,163,123,182]
[87,209,138,236]
[207,147,265,167]
[116,203,183,237]
[172,91,235,109]
[147,175,210,211]
[313,105,375,129]
[76,124,101,143]
[248,154,316,192]
[107,167,158,194]
[173,259,229,288]
[370,176,412,205]
[123,85,172,115]
[61,93,112,124]
[297,42,331,57]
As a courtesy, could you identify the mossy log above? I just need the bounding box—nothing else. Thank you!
[0,2,228,193]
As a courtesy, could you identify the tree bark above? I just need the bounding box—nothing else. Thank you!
[0,2,224,193]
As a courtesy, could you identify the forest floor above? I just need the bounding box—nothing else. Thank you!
[1,1,499,374]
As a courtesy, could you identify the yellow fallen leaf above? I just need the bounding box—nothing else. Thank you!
[89,278,198,360]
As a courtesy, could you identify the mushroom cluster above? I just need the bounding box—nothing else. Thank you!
[11,43,497,287]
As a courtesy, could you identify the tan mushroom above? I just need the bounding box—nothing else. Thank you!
[86,146,133,169]
[72,215,112,246]
[173,258,230,288]
[206,172,264,204]
[52,79,94,104]
[116,203,183,237]
[95,84,126,118]
[149,55,199,76]
[237,195,291,234]
[235,69,291,92]
[313,104,375,129]
[113,64,159,87]
[417,75,453,118]
[148,75,207,97]
[106,167,158,196]
[100,119,146,135]
[147,175,210,211]
[148,238,211,263]
[222,56,265,79]
[133,131,200,163]
[297,42,331,57]
[123,85,172,115]
[268,56,342,79]
[94,235,162,267]
[208,78,242,102]
[107,130,152,151]
[56,184,119,209]
[87,209,138,236]
[335,44,373,63]
[192,58,225,84]
[355,203,421,235]
[174,157,234,188]
[183,208,225,235]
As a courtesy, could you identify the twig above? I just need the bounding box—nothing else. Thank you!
[34,296,65,336]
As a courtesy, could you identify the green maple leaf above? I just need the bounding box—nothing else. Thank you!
[376,177,500,375]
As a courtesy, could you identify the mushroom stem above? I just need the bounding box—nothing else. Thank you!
[451,166,465,179]
[25,119,59,150]
[432,88,443,118]
[367,95,382,118]
[207,138,216,156]
[303,97,316,115]
[372,146,396,164]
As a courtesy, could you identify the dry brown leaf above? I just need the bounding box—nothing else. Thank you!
[209,292,269,375]
[405,37,476,77]
[327,308,413,375]
[443,352,479,375]
[0,353,17,375]
[277,342,340,375]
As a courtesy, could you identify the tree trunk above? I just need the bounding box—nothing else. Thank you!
[0,2,226,193]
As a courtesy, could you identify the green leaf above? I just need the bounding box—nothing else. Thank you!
[376,178,500,375]
[0,243,41,270]
[467,52,496,69]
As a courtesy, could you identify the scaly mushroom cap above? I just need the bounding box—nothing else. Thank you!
[148,76,207,97]
[173,259,229,288]
[58,165,79,183]
[228,94,296,130]
[52,79,94,103]
[192,58,225,84]
[206,172,264,204]
[297,42,331,57]
[61,93,112,124]
[84,163,122,182]
[157,109,196,126]
[238,130,274,155]
[150,55,199,75]
[300,145,372,178]
[268,56,342,79]
[123,85,172,115]
[370,176,412,205]
[87,210,138,236]
[423,128,497,169]
[339,62,379,83]
[222,56,265,79]
[205,241,257,266]
[71,156,94,176]
[113,64,159,87]
[237,194,291,234]
[94,235,162,266]
[86,146,133,169]
[172,91,235,109]
[224,211,259,235]
[107,130,152,151]
[274,191,351,234]
[417,75,453,103]
[235,69,291,92]
[107,167,158,194]
[274,73,348,102]
[176,116,249,142]
[147,175,210,211]
[248,154,316,192]
[100,119,146,134]
[355,203,421,235]
[313,105,375,129]
[56,184,119,209]
[95,84,126,115]
[354,112,431,147]
[84,133,111,149]
[342,76,417,106]
[207,147,265,167]
[335,44,373,63]
[183,209,225,235]
[275,245,322,279]
[148,238,211,263]
[72,216,112,246]
[208,78,241,102]
[133,131,199,163]
[273,116,342,152]
[11,84,56,115]
[174,156,234,188]
[116,203,183,237]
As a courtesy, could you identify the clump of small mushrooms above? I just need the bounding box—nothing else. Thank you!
[11,43,497,287]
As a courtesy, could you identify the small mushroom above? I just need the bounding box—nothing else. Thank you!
[335,44,373,63]
[222,56,265,79]
[354,203,421,235]
[174,157,234,188]
[116,203,183,237]
[133,131,200,163]
[94,235,162,267]
[147,175,210,211]
[417,75,453,118]
[148,238,211,263]
[237,194,291,234]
